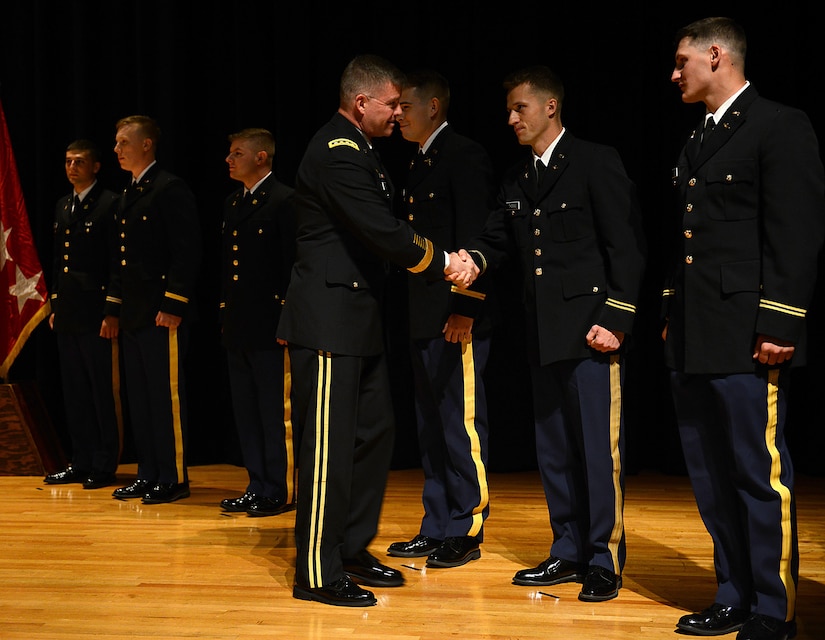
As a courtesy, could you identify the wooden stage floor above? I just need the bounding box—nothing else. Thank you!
[1,464,823,639]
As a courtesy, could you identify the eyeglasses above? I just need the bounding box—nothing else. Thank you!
[367,95,400,110]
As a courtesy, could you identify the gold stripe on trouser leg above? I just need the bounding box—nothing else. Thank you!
[283,346,296,503]
[110,338,125,461]
[607,354,624,575]
[765,368,796,621]
[167,327,185,481]
[461,338,488,538]
[308,351,332,589]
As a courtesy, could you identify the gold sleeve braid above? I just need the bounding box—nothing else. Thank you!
[408,234,435,273]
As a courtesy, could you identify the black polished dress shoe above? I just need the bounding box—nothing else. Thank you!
[112,479,153,499]
[512,556,586,586]
[293,576,377,607]
[142,482,190,504]
[676,602,750,635]
[44,466,90,484]
[387,534,443,558]
[221,491,258,512]
[426,536,481,568]
[578,565,622,602]
[83,471,117,489]
[736,613,796,640]
[343,550,404,587]
[247,496,292,517]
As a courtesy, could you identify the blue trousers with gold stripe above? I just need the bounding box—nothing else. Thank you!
[531,354,626,576]
[226,345,298,504]
[121,324,189,485]
[670,368,798,623]
[410,334,490,541]
[56,330,123,474]
[290,347,395,589]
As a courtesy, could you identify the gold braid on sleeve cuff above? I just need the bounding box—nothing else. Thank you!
[408,234,435,274]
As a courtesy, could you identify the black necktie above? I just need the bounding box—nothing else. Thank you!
[70,195,81,221]
[535,159,546,185]
[701,115,715,145]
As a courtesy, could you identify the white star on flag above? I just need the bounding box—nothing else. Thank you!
[10,264,45,314]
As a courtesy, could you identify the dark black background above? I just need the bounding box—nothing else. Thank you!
[2,2,823,475]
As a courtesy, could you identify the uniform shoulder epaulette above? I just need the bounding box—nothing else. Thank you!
[328,138,360,151]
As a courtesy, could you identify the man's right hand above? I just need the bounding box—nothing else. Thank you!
[444,251,478,288]
[100,315,119,339]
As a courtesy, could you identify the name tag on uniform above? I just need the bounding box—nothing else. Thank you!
[506,200,521,210]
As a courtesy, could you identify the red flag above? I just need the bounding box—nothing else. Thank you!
[0,98,50,380]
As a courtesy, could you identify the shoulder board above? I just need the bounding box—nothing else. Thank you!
[328,138,360,151]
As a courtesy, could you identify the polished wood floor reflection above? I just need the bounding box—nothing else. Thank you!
[1,464,823,639]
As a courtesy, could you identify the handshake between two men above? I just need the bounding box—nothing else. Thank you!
[443,248,479,288]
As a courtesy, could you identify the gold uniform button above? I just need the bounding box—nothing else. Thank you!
[408,214,414,221]
[258,228,263,234]
[121,259,127,266]
[534,229,540,236]
[408,196,414,203]
[352,281,359,288]
[688,177,696,186]
[63,266,69,273]
[533,209,541,216]
[684,229,693,238]
[592,286,599,293]
[232,245,238,251]
[534,248,541,256]
[725,174,733,182]
[685,255,694,264]
[233,275,239,281]
[535,267,543,276]
[64,241,70,247]
[686,203,693,212]
[64,228,70,235]
[233,260,238,266]
[120,246,126,252]
[232,230,238,236]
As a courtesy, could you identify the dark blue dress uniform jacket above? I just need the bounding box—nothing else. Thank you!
[50,183,119,332]
[402,124,497,340]
[662,86,825,374]
[469,132,647,366]
[104,165,201,328]
[220,174,295,350]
